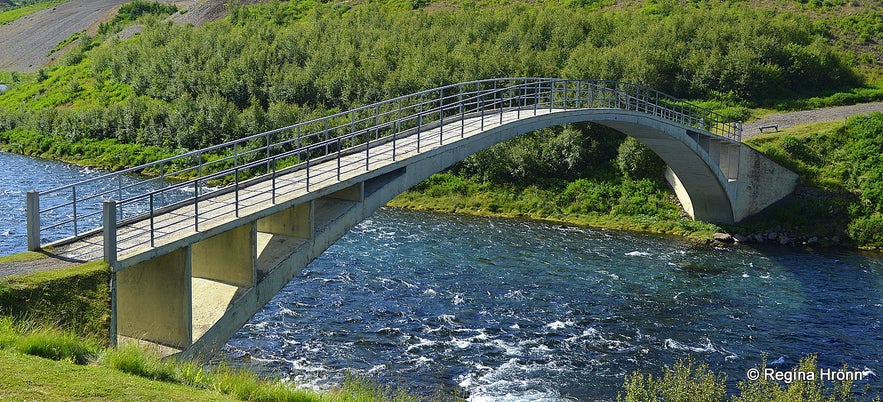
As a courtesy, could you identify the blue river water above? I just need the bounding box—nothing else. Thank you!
[1,151,881,400]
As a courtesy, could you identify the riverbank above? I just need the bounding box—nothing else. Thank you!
[0,251,440,401]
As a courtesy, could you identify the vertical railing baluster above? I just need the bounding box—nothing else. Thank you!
[103,200,117,267]
[337,137,342,181]
[149,193,155,248]
[534,81,539,115]
[26,191,40,251]
[418,93,423,153]
[235,167,239,218]
[460,84,464,138]
[272,157,276,205]
[72,186,78,236]
[193,180,199,232]
[266,132,271,174]
[439,88,444,145]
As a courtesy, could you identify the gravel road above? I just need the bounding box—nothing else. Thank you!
[742,102,883,139]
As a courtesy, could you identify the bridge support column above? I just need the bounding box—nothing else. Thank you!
[327,183,364,202]
[257,202,314,239]
[191,224,256,287]
[190,224,256,340]
[116,248,191,348]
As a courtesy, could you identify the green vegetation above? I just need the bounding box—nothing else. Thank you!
[0,319,429,401]
[390,123,721,238]
[0,0,870,154]
[733,113,883,248]
[0,0,64,26]
[0,259,109,337]
[0,0,878,240]
[98,0,178,36]
[619,355,881,402]
[0,261,441,401]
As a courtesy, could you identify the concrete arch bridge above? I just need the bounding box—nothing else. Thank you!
[24,78,797,356]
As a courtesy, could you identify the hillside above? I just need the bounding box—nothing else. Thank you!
[0,0,881,246]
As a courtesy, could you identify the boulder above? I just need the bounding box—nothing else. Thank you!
[733,234,750,243]
[713,233,734,243]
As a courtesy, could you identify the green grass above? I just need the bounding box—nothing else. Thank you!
[0,251,48,263]
[0,260,110,338]
[0,259,436,401]
[0,349,237,401]
[732,112,883,248]
[0,0,65,26]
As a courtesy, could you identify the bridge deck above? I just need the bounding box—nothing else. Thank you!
[51,107,562,265]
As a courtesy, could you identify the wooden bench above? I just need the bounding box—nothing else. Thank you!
[758,124,778,133]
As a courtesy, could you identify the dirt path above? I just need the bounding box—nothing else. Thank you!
[0,253,79,277]
[742,102,883,139]
[0,0,207,73]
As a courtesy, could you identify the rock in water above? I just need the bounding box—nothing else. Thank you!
[713,233,734,243]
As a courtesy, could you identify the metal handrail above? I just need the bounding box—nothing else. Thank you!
[25,78,742,252]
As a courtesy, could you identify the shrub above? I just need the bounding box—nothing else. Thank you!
[619,356,726,402]
[616,137,665,180]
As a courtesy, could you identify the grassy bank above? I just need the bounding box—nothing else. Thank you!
[0,253,440,401]
[0,255,109,337]
[731,112,883,249]
[388,173,722,239]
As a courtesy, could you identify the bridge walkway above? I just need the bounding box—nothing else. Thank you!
[51,107,560,266]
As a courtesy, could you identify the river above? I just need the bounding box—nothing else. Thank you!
[2,151,881,400]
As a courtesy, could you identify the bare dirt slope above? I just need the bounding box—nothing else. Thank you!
[0,0,133,72]
[0,0,224,73]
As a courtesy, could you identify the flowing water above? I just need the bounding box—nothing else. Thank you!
[1,151,881,400]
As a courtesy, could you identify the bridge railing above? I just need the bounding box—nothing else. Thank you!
[26,78,741,254]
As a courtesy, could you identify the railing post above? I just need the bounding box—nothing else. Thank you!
[549,81,554,112]
[480,95,485,131]
[26,191,40,251]
[103,200,117,268]
[72,186,78,236]
[439,88,444,145]
[337,137,342,181]
[234,168,239,218]
[418,94,423,153]
[272,157,277,204]
[149,193,155,248]
[534,82,539,115]
[194,180,199,232]
[306,149,311,191]
[459,84,464,138]
[266,132,271,173]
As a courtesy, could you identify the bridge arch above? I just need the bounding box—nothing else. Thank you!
[26,78,797,356]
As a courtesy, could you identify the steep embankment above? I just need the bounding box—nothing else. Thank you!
[0,0,238,72]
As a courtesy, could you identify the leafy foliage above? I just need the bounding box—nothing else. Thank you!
[620,355,880,402]
[0,0,865,159]
[617,137,666,180]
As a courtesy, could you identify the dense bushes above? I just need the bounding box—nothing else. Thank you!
[0,0,865,155]
[619,355,878,402]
